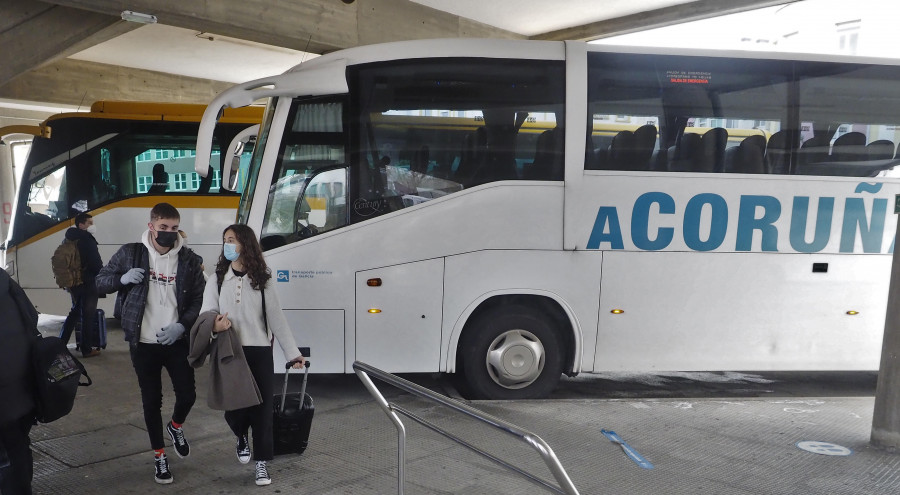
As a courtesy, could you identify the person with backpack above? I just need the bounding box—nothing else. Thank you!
[0,268,39,494]
[95,203,205,484]
[58,212,103,358]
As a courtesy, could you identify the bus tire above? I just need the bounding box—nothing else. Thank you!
[459,306,563,400]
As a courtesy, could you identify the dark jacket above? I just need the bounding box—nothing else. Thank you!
[0,270,39,425]
[188,312,261,411]
[95,242,205,345]
[65,227,103,279]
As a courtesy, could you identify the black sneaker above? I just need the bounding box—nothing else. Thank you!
[166,422,190,458]
[154,454,173,484]
[255,461,271,486]
[236,435,251,464]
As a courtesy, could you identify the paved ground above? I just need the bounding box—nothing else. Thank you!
[29,317,900,494]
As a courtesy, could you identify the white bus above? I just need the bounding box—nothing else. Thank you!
[2,101,262,314]
[196,39,900,399]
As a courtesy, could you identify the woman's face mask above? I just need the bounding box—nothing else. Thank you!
[223,242,240,261]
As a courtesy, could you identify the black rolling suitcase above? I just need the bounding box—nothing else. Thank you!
[273,360,314,456]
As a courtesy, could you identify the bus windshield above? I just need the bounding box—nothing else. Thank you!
[11,105,260,246]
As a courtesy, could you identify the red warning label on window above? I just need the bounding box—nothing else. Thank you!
[666,70,711,84]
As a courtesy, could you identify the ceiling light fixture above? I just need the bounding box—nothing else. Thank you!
[121,10,157,24]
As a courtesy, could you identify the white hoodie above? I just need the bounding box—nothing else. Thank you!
[139,230,182,344]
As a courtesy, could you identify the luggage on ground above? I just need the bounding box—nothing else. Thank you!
[74,308,108,351]
[273,360,314,455]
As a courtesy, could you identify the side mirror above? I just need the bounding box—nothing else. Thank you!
[220,124,259,192]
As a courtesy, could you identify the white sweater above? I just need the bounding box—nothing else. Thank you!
[140,230,181,344]
[199,268,302,361]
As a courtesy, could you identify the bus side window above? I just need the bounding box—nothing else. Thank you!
[351,58,565,225]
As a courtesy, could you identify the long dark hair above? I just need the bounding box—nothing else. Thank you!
[215,224,271,290]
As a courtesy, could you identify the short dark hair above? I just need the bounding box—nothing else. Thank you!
[150,202,180,221]
[74,212,92,227]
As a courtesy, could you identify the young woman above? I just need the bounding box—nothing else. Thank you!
[199,224,305,486]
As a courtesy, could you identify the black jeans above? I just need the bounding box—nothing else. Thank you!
[60,281,98,356]
[130,339,196,450]
[0,415,33,495]
[224,346,274,461]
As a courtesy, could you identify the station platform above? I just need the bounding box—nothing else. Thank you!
[30,319,899,494]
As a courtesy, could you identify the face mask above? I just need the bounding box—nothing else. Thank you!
[155,230,178,248]
[223,242,240,262]
[86,224,97,235]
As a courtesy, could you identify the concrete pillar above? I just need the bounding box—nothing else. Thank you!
[872,210,900,450]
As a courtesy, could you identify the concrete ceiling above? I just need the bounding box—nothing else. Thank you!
[0,0,794,127]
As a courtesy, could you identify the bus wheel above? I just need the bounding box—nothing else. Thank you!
[460,306,563,400]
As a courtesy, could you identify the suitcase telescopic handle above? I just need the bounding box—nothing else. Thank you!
[280,360,310,414]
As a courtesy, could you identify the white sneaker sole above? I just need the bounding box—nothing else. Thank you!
[255,478,272,486]
[155,476,174,485]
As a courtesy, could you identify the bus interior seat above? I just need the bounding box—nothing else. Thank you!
[697,127,728,172]
[455,127,487,184]
[723,135,765,174]
[471,128,519,184]
[831,131,867,162]
[632,124,658,167]
[765,130,793,174]
[668,132,701,172]
[797,135,831,166]
[867,139,896,160]
[608,130,636,169]
[524,128,563,179]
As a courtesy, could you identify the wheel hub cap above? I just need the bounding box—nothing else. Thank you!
[486,329,545,389]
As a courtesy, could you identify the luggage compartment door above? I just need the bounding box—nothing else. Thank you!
[356,259,444,372]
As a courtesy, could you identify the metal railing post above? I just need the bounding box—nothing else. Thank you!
[353,361,580,495]
[355,368,407,495]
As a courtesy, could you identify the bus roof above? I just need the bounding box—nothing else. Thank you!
[288,38,900,77]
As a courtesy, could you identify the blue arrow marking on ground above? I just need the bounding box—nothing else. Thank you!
[601,429,654,469]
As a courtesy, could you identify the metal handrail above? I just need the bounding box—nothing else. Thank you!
[353,361,581,495]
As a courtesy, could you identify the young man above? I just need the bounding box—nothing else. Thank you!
[59,212,103,358]
[96,203,205,484]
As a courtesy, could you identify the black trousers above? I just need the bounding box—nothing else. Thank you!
[60,281,98,356]
[224,346,274,461]
[0,415,33,495]
[130,339,196,450]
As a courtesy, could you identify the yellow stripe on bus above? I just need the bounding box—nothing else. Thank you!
[13,195,239,249]
[41,101,263,124]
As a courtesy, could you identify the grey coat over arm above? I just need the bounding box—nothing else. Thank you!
[188,311,262,411]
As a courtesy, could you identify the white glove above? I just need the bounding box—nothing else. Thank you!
[120,268,145,285]
[156,323,185,345]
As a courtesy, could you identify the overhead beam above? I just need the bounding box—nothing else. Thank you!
[0,0,139,86]
[39,0,523,55]
[0,59,233,107]
[533,0,800,41]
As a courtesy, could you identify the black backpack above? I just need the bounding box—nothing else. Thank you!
[31,336,92,423]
